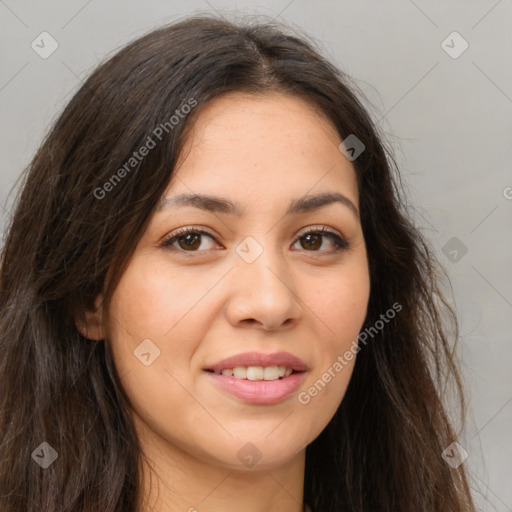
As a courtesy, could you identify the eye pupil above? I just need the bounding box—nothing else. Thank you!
[301,233,322,250]
[179,233,201,250]
[166,229,344,254]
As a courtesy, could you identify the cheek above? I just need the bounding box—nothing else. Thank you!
[104,262,218,446]
[106,261,200,377]
[299,262,370,413]
[312,264,370,345]
[108,259,218,340]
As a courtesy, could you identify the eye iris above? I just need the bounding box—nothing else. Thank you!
[179,233,201,250]
[301,233,322,250]
[171,230,336,252]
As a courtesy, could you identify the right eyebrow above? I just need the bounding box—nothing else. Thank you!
[158,191,359,219]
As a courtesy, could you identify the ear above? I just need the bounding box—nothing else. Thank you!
[76,294,106,341]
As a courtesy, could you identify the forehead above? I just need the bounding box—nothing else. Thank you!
[169,91,359,207]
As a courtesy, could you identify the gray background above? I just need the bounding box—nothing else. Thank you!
[1,1,511,510]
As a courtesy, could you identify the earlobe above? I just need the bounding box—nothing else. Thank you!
[76,295,105,341]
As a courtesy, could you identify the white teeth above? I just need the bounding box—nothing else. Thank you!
[263,366,280,381]
[246,366,264,380]
[215,365,294,381]
[233,366,247,379]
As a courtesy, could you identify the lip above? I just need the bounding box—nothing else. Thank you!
[203,351,308,405]
[204,351,308,373]
[204,371,307,405]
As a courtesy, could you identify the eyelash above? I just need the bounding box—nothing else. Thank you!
[161,225,349,255]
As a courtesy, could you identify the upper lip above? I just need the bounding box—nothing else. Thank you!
[204,351,308,373]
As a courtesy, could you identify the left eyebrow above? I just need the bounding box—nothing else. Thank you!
[158,191,359,219]
[287,192,359,218]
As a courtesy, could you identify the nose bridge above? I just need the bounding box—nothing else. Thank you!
[236,234,291,296]
[226,234,300,329]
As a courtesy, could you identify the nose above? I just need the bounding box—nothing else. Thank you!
[223,243,302,331]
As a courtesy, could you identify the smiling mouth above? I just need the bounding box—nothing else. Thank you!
[204,365,299,381]
[203,351,308,404]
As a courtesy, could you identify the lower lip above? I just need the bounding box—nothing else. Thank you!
[204,371,307,405]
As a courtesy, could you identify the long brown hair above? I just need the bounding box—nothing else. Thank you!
[0,15,474,511]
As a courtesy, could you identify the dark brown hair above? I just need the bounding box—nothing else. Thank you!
[0,14,474,511]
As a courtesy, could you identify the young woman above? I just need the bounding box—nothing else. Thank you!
[0,15,475,512]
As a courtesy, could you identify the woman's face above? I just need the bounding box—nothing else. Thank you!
[102,92,370,471]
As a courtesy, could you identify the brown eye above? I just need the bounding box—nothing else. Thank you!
[300,233,322,250]
[177,233,202,250]
[293,228,349,252]
[162,226,348,254]
[162,228,217,252]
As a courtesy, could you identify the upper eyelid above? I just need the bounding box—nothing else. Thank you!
[165,225,344,241]
[162,225,347,249]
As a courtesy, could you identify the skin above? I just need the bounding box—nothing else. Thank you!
[83,92,370,512]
